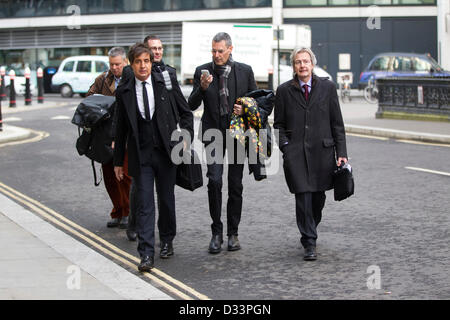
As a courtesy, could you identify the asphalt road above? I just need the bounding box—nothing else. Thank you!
[1,99,449,300]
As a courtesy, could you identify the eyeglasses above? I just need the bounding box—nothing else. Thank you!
[150,46,163,52]
[294,59,312,66]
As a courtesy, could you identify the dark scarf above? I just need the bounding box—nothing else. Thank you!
[213,55,234,116]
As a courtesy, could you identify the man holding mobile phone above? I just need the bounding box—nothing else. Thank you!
[188,32,257,254]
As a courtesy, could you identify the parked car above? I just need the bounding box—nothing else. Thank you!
[279,64,333,85]
[51,55,109,97]
[2,67,38,97]
[359,52,450,89]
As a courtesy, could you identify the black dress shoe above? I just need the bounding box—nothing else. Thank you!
[303,246,317,261]
[119,216,128,229]
[106,217,121,228]
[160,242,174,259]
[208,234,223,254]
[126,229,137,241]
[138,256,154,272]
[227,235,241,251]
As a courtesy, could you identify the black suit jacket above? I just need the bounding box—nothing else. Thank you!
[113,71,193,177]
[274,74,347,193]
[188,61,257,143]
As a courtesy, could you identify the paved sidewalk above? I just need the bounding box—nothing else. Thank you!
[0,193,171,300]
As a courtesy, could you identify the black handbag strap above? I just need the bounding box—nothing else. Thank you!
[91,159,102,187]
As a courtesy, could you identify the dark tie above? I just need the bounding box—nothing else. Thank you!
[303,84,309,102]
[142,81,151,120]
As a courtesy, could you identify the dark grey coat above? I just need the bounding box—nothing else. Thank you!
[274,74,347,194]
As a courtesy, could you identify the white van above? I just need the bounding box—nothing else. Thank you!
[51,55,109,97]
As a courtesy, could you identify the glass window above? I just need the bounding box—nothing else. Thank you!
[76,60,92,72]
[393,57,413,71]
[329,0,358,5]
[285,0,326,5]
[369,56,390,71]
[95,61,109,73]
[360,0,391,4]
[413,58,431,72]
[63,60,75,72]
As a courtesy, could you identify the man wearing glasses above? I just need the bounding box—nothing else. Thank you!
[188,32,257,254]
[274,47,348,261]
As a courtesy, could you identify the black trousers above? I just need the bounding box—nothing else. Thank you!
[206,138,245,237]
[135,147,176,258]
[295,191,326,248]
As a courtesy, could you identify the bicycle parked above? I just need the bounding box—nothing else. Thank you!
[364,75,378,104]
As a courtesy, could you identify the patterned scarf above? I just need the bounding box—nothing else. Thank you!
[213,55,234,116]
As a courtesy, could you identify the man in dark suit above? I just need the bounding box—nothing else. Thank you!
[189,32,257,254]
[274,47,348,261]
[125,34,184,245]
[114,43,193,271]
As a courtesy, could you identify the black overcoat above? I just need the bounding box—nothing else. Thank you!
[113,71,194,178]
[274,74,347,193]
[188,61,257,142]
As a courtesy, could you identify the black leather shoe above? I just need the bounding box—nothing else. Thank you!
[227,235,241,251]
[160,242,174,259]
[303,246,317,261]
[119,216,128,229]
[126,229,137,241]
[208,234,223,254]
[138,256,154,272]
[106,217,121,228]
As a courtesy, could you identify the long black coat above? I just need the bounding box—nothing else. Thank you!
[274,74,347,194]
[188,61,257,142]
[113,71,193,178]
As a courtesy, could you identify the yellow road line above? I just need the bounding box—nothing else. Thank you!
[396,139,450,148]
[0,181,210,300]
[0,128,49,148]
[405,167,450,177]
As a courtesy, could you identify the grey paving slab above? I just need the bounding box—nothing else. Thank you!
[0,191,173,300]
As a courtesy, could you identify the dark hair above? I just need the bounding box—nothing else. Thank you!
[143,34,161,44]
[127,42,154,64]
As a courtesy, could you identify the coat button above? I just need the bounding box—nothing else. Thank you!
[305,125,309,129]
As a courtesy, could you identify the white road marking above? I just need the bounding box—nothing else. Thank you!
[51,115,71,120]
[397,139,450,148]
[405,167,450,177]
[347,133,389,141]
[2,117,22,122]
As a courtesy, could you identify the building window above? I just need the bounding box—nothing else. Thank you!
[284,0,435,6]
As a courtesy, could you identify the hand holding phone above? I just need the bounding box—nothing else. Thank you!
[200,69,212,91]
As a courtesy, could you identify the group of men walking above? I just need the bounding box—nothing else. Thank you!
[87,32,347,272]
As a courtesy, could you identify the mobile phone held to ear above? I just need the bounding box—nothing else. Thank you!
[201,69,210,77]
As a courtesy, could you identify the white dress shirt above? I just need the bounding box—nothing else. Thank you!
[135,75,155,120]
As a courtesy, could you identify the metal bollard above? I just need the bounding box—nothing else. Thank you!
[24,66,32,106]
[9,69,16,108]
[0,66,5,101]
[0,76,3,131]
[268,65,274,91]
[37,67,44,104]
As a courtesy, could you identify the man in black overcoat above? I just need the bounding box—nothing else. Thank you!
[274,47,348,261]
[114,43,193,271]
[188,32,257,254]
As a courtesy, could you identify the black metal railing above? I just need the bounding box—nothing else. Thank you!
[377,77,450,117]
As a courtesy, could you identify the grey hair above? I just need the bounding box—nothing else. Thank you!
[290,47,317,67]
[212,32,232,47]
[108,47,127,60]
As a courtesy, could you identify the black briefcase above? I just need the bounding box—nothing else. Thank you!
[176,149,203,191]
[333,161,354,201]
